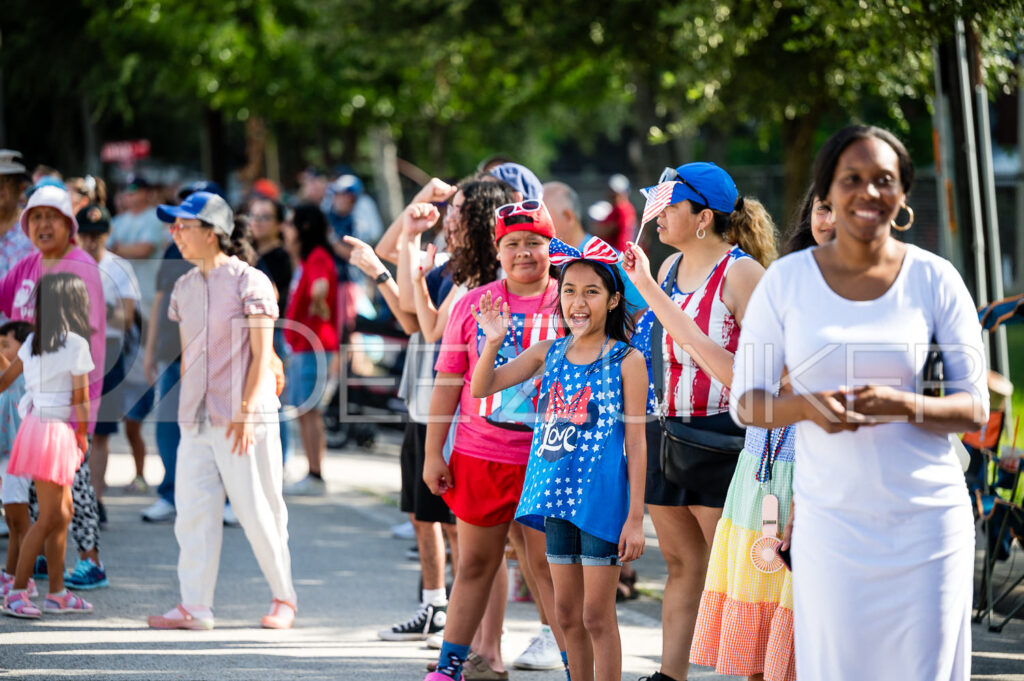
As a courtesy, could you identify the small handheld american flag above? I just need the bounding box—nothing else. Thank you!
[636,181,677,243]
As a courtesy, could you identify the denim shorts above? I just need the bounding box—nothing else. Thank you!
[287,350,334,409]
[544,517,620,567]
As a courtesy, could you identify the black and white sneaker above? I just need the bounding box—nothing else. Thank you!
[377,602,447,641]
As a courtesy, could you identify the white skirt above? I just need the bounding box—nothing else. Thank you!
[791,503,973,681]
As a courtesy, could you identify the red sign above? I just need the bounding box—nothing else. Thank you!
[101,139,151,163]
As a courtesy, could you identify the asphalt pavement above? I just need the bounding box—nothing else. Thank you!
[0,426,1021,680]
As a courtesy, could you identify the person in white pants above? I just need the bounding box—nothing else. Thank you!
[146,190,296,631]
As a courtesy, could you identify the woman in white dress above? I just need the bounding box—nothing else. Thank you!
[730,124,988,681]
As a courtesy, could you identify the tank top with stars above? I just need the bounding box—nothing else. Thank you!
[515,336,630,545]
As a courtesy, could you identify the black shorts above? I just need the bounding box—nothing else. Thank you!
[644,417,730,508]
[399,421,455,524]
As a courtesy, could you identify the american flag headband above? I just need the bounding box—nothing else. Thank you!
[547,237,621,287]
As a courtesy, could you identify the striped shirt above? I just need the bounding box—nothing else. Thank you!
[435,278,561,465]
[663,246,750,418]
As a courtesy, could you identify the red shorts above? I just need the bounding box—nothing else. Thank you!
[442,450,526,527]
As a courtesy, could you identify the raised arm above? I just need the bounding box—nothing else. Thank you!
[376,178,456,265]
[469,291,549,397]
[343,235,419,334]
[624,243,762,387]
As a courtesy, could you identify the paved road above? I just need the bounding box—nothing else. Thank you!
[0,429,1022,680]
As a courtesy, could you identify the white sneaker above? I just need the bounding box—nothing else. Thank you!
[223,504,240,527]
[391,520,415,540]
[141,498,176,523]
[513,628,563,670]
[283,475,326,497]
[425,632,443,649]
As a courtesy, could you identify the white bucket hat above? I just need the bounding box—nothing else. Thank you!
[20,184,79,237]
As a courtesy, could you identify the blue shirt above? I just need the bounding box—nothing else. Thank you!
[516,337,631,544]
[0,374,26,459]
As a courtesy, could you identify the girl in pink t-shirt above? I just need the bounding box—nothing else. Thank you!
[423,200,567,681]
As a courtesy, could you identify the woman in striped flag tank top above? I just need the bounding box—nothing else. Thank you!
[622,162,778,681]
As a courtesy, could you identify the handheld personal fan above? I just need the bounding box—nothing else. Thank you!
[750,493,783,574]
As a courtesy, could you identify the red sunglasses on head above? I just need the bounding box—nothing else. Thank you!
[495,199,543,220]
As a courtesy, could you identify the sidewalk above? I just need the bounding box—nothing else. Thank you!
[0,426,1020,680]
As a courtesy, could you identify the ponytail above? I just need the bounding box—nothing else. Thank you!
[216,216,259,266]
[724,196,776,268]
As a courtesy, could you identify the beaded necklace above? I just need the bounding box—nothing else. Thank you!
[755,425,791,486]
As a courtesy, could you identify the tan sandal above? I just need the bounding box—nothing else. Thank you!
[261,597,296,629]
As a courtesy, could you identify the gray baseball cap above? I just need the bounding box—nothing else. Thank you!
[156,191,234,237]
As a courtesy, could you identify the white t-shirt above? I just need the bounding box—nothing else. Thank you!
[731,244,989,516]
[98,251,141,341]
[19,331,95,422]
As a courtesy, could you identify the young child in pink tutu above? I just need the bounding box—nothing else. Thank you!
[1,273,95,618]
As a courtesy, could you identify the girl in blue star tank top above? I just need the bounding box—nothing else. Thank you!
[470,236,647,681]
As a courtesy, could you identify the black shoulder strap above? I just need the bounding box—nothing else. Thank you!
[651,253,683,403]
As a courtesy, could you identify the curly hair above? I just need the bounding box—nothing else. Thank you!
[445,180,516,288]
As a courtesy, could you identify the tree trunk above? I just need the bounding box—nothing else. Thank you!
[630,69,673,183]
[780,109,824,223]
[81,94,100,176]
[239,115,267,190]
[370,124,403,225]
[201,107,228,190]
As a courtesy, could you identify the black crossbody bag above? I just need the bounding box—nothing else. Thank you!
[651,254,745,490]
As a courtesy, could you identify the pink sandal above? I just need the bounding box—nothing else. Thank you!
[260,598,296,629]
[3,590,41,619]
[0,574,38,598]
[148,604,214,630]
[43,590,93,614]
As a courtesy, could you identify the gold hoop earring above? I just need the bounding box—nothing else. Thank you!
[892,203,914,232]
[696,226,707,240]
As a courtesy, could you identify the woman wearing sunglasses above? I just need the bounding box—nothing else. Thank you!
[622,163,776,681]
[423,200,568,681]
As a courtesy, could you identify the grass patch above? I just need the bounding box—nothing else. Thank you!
[1001,325,1024,445]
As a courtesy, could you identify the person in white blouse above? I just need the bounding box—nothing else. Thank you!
[731,124,989,681]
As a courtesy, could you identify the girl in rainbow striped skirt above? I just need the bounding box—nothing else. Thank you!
[689,188,835,681]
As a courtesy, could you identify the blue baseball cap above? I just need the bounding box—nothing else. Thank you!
[644,162,738,214]
[157,191,234,236]
[489,162,543,201]
[330,174,363,195]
